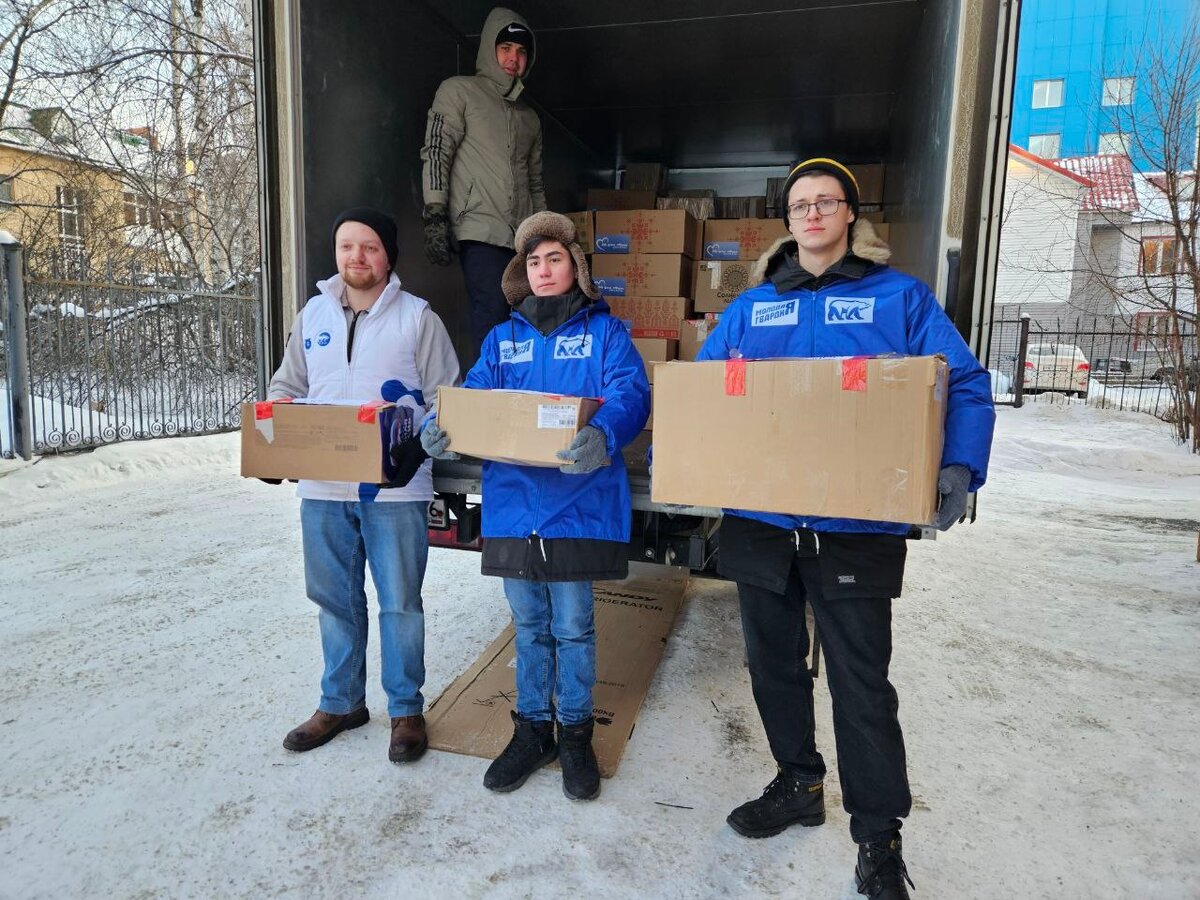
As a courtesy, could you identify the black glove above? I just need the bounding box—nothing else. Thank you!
[932,464,972,531]
[422,203,452,267]
[381,436,429,489]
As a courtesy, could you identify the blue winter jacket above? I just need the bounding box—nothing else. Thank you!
[463,299,651,542]
[696,256,995,535]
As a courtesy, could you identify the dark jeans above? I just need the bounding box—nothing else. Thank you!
[459,240,515,348]
[736,555,912,843]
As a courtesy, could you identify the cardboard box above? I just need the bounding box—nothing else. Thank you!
[426,565,689,778]
[679,317,718,361]
[694,259,757,313]
[594,209,701,257]
[714,196,767,219]
[566,210,594,253]
[437,386,600,467]
[240,400,411,482]
[651,356,949,524]
[873,222,891,242]
[605,296,692,339]
[591,253,692,298]
[850,164,885,205]
[622,162,666,193]
[586,188,657,211]
[657,195,715,220]
[702,218,790,260]
[633,338,677,383]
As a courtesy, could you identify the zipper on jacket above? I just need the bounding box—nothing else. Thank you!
[347,309,368,364]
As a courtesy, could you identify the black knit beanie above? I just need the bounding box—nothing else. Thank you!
[331,207,399,272]
[496,21,533,55]
[780,158,860,221]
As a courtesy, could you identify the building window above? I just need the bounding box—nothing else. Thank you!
[0,175,12,205]
[57,186,84,247]
[1032,79,1064,109]
[1141,236,1182,275]
[1102,77,1135,107]
[1028,133,1061,158]
[122,191,152,226]
[1099,132,1129,156]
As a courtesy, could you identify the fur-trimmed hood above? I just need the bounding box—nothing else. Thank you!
[501,211,600,305]
[750,219,892,284]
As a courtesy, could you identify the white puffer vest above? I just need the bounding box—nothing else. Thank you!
[297,273,432,503]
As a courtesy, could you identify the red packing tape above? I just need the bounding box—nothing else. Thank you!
[841,357,869,391]
[254,401,275,420]
[357,400,387,424]
[725,359,746,396]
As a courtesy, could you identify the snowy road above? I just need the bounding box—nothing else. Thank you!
[1,402,1197,898]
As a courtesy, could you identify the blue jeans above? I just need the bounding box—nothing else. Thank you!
[502,579,596,725]
[300,499,428,718]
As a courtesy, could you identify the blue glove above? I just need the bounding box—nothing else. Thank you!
[933,464,972,531]
[557,425,609,474]
[420,422,458,461]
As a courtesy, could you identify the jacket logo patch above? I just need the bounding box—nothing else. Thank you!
[554,334,594,359]
[317,330,332,346]
[751,299,798,327]
[825,297,875,324]
[499,339,534,364]
[838,575,856,584]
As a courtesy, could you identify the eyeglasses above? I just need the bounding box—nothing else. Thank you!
[787,198,848,219]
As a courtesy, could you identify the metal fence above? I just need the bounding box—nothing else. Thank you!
[986,314,1198,420]
[2,244,262,459]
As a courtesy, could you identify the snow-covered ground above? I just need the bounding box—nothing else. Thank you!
[1,403,1197,899]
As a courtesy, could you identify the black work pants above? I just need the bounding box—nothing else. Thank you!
[736,555,912,843]
[459,240,515,348]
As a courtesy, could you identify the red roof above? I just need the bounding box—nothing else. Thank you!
[1055,155,1138,212]
[1009,144,1093,186]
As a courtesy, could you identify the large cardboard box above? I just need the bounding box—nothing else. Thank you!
[426,565,689,778]
[594,209,701,257]
[632,338,677,383]
[591,253,692,298]
[657,195,715,220]
[566,210,594,253]
[586,188,657,211]
[714,196,767,219]
[679,317,719,361]
[651,356,949,524]
[850,164,885,205]
[622,162,666,193]
[605,295,692,339]
[240,400,412,482]
[702,218,790,260]
[694,259,757,313]
[437,386,600,467]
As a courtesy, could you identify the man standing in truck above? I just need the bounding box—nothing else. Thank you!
[267,208,460,765]
[420,7,545,351]
[697,158,995,899]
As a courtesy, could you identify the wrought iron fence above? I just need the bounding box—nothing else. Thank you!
[986,314,1198,421]
[2,251,261,458]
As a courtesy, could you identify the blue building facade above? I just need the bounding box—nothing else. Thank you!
[1011,0,1198,170]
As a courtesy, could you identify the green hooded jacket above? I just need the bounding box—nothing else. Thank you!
[420,7,546,248]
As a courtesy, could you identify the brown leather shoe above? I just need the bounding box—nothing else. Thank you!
[282,708,369,752]
[389,714,428,763]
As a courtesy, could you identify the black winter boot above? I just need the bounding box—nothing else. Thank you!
[855,833,915,899]
[726,769,825,838]
[483,711,556,792]
[557,718,600,801]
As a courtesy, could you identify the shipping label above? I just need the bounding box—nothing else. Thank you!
[537,403,579,429]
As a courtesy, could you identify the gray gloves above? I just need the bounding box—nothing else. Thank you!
[557,425,609,474]
[420,422,458,460]
[422,203,452,267]
[933,464,972,531]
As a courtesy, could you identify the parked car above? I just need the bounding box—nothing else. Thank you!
[1023,343,1090,397]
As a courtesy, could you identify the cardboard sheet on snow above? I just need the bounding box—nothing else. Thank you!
[425,565,690,777]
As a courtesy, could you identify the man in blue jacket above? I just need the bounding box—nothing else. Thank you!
[698,158,995,899]
[422,211,650,801]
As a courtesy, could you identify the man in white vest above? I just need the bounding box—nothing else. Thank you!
[267,207,460,762]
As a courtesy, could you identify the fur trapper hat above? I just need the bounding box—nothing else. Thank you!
[501,211,600,305]
[750,219,892,284]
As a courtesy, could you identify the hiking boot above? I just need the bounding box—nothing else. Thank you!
[282,707,369,752]
[726,769,825,838]
[557,717,600,801]
[388,714,428,763]
[856,833,915,899]
[483,711,556,792]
